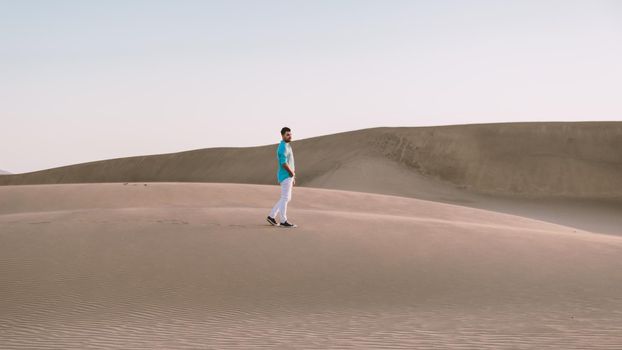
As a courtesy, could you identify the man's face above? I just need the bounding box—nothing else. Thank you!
[283,131,292,142]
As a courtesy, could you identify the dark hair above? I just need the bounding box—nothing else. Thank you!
[280,127,291,135]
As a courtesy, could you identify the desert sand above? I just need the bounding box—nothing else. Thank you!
[2,122,621,235]
[2,182,622,349]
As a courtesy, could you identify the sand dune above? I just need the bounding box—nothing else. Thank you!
[2,121,621,198]
[0,169,10,175]
[1,182,622,349]
[2,121,621,235]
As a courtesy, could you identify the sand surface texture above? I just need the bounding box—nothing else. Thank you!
[2,183,621,349]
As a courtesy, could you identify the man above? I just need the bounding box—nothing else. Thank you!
[267,127,297,228]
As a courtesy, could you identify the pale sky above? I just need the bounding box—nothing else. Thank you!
[1,0,621,174]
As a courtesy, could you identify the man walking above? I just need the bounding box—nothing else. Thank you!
[267,127,297,228]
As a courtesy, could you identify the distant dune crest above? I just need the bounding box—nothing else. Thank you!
[1,122,620,198]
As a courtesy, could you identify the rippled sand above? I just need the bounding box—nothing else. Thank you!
[1,183,621,349]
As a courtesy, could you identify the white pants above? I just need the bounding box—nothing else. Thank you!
[269,177,293,222]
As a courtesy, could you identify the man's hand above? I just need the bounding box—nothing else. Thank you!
[292,176,296,186]
[283,163,294,179]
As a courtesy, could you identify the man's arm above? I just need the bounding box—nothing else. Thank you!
[283,163,295,185]
[282,163,295,177]
[277,142,294,177]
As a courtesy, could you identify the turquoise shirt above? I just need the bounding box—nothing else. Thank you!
[276,140,295,183]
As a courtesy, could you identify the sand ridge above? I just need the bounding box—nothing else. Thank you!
[2,122,622,199]
[2,122,621,235]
